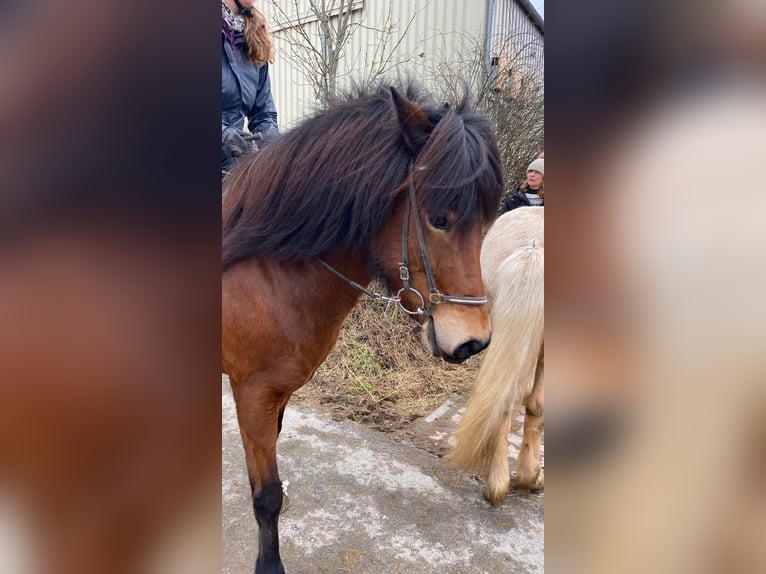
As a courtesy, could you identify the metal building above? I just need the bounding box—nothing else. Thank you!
[260,0,543,129]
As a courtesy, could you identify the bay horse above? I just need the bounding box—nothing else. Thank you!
[221,82,503,573]
[450,207,544,505]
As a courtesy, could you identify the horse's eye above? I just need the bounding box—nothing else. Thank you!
[430,213,449,230]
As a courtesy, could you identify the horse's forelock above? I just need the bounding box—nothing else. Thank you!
[414,107,503,225]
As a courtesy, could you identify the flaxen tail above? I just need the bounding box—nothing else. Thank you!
[449,242,544,500]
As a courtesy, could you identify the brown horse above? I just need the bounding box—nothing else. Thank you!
[222,82,503,573]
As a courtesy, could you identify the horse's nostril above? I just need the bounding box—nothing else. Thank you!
[453,338,489,360]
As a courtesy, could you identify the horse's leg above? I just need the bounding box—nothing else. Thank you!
[276,397,292,513]
[277,401,287,435]
[515,354,545,491]
[484,407,515,505]
[231,378,288,574]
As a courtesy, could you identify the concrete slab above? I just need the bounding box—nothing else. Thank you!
[223,381,544,573]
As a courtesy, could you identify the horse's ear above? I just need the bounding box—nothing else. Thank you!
[390,87,433,153]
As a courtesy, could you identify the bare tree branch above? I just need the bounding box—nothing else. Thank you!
[268,0,418,107]
[426,29,544,197]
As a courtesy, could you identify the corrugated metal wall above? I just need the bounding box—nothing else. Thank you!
[260,0,491,129]
[489,0,544,86]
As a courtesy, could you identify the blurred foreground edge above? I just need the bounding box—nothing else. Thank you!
[0,3,221,573]
[546,2,766,572]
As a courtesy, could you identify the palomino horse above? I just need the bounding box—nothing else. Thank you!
[221,82,503,573]
[450,207,544,505]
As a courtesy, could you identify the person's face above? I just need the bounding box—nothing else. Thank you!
[527,170,543,189]
[225,0,254,14]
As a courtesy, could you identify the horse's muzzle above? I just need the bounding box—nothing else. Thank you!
[419,317,490,364]
[449,337,490,362]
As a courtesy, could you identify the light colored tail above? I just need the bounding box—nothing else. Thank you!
[449,243,544,503]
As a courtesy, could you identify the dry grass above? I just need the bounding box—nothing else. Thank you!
[292,287,482,432]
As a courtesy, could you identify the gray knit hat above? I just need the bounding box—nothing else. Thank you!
[527,158,544,176]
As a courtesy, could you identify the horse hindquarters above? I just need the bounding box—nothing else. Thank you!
[450,244,544,505]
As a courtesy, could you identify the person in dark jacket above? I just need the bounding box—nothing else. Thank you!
[500,156,544,213]
[222,0,278,171]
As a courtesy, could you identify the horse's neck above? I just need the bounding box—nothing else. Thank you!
[222,255,372,381]
[310,252,372,316]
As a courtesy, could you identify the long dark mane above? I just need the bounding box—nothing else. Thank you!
[222,80,503,270]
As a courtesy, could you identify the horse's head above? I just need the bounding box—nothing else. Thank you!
[372,88,503,364]
[373,192,494,364]
[412,214,493,364]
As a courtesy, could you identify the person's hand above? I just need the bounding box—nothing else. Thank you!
[257,129,277,147]
[222,126,251,161]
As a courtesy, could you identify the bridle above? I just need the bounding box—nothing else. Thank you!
[317,163,488,334]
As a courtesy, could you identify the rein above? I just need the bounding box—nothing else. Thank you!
[317,163,487,334]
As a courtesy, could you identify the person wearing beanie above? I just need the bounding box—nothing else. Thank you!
[499,156,545,213]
